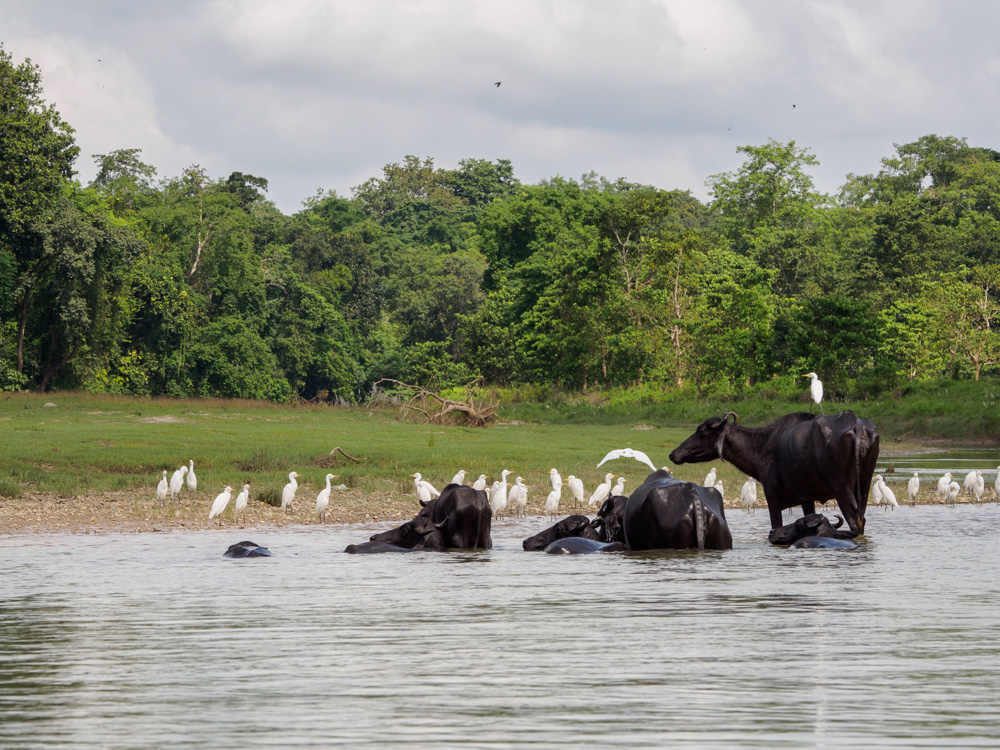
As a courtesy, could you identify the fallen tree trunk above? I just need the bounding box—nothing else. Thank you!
[371,378,499,428]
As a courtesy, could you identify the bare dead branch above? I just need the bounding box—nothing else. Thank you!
[371,378,499,427]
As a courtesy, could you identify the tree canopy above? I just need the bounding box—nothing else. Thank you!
[1,48,997,398]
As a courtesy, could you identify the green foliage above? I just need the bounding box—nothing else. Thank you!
[188,316,291,401]
[0,46,79,238]
[0,45,996,402]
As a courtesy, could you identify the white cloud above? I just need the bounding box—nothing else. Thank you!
[3,0,999,210]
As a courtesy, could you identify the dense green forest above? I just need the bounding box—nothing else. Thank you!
[2,48,998,402]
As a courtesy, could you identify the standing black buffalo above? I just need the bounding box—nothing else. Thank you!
[669,411,878,535]
[623,470,733,551]
[369,484,492,550]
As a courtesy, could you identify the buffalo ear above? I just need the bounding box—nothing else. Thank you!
[804,514,822,529]
[419,498,429,507]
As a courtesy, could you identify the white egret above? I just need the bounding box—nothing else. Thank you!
[509,476,528,517]
[740,478,757,513]
[156,470,168,502]
[567,475,585,507]
[871,476,884,507]
[703,467,717,488]
[549,468,563,492]
[168,465,188,499]
[612,477,627,497]
[963,470,978,499]
[491,470,511,518]
[597,448,658,473]
[589,473,615,508]
[186,460,197,493]
[411,473,441,505]
[315,473,337,523]
[545,485,561,517]
[907,472,919,505]
[946,480,961,506]
[803,372,824,413]
[209,486,233,523]
[234,484,250,524]
[875,475,897,510]
[450,469,467,486]
[936,472,953,503]
[281,471,300,512]
[472,474,487,491]
[973,471,985,504]
[714,480,724,499]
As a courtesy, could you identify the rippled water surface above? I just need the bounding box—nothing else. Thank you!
[2,505,1000,749]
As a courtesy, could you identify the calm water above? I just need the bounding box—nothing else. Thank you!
[2,500,1000,749]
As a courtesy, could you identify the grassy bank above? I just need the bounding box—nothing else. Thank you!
[0,385,995,528]
[0,391,695,506]
[496,378,1000,441]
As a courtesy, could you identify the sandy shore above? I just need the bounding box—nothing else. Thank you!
[0,485,987,535]
[0,489,425,535]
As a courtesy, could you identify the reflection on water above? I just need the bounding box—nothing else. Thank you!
[2,505,1000,749]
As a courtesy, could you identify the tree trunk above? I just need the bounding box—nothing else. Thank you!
[16,288,30,373]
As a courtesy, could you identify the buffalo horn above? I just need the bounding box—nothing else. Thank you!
[723,411,739,425]
[832,515,844,528]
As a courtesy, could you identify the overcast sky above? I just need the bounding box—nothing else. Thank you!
[5,0,999,213]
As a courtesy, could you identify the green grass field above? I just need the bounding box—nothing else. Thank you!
[0,383,995,505]
[0,392,697,503]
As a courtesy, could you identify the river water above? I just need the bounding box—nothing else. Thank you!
[2,502,999,749]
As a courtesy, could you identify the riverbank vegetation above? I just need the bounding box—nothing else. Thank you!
[2,47,999,408]
[0,389,994,508]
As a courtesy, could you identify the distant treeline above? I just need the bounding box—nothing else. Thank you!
[2,47,998,401]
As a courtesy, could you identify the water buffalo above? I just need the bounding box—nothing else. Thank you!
[768,513,857,545]
[369,484,492,550]
[791,536,859,550]
[522,496,627,551]
[223,540,273,558]
[543,538,628,554]
[623,469,733,551]
[592,495,627,545]
[669,411,879,535]
[344,541,419,554]
[523,514,601,551]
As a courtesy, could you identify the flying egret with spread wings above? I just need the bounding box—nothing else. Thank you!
[596,448,657,473]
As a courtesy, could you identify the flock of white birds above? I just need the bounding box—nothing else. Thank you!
[155,461,340,526]
[867,468,1000,510]
[409,468,627,520]
[156,447,1000,526]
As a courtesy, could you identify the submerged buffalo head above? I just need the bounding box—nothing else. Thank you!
[592,496,627,544]
[669,412,738,465]
[522,515,598,551]
[370,515,448,549]
[768,513,857,545]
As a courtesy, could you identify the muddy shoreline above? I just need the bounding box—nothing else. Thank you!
[1,485,989,535]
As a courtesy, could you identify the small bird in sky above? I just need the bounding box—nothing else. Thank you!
[727,126,732,131]
[494,81,501,87]
[792,104,796,108]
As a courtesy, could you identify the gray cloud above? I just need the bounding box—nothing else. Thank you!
[4,0,999,212]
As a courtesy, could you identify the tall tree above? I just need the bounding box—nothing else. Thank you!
[0,46,78,238]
